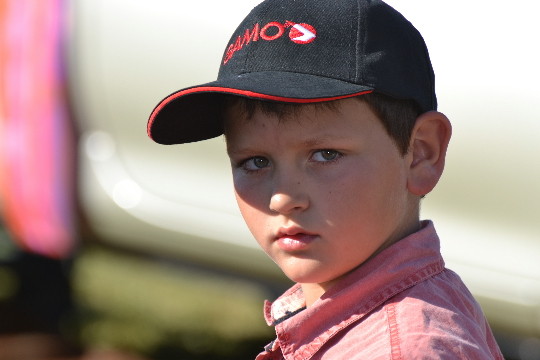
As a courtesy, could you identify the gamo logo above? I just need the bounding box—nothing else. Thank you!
[223,21,317,64]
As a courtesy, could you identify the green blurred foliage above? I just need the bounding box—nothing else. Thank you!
[70,245,275,359]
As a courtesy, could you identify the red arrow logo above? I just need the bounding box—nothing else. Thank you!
[289,23,316,44]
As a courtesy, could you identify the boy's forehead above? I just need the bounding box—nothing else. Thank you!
[224,98,379,143]
[223,97,345,125]
[223,99,333,133]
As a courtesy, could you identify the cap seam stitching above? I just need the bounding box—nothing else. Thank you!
[355,0,362,83]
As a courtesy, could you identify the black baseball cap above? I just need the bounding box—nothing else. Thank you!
[148,0,436,145]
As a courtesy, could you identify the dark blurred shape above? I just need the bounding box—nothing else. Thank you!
[0,242,81,359]
[0,252,72,334]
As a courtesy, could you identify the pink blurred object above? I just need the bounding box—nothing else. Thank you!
[0,0,75,258]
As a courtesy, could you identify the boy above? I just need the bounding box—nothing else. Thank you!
[147,0,504,358]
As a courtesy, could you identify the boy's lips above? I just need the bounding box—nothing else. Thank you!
[275,227,318,252]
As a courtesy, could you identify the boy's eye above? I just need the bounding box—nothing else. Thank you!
[243,156,270,170]
[312,149,341,162]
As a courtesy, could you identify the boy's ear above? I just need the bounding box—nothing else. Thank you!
[407,111,452,196]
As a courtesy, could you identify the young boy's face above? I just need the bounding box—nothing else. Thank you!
[225,98,420,292]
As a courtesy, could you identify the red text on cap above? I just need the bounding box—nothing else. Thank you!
[223,21,317,64]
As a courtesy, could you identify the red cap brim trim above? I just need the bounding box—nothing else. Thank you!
[148,86,373,139]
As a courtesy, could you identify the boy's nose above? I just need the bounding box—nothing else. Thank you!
[269,188,309,215]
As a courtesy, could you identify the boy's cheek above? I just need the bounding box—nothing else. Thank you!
[233,184,269,215]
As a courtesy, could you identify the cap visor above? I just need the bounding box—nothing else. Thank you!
[148,71,373,144]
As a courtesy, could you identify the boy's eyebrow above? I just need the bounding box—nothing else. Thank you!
[226,144,257,156]
[302,137,329,148]
[301,134,350,148]
[226,147,248,156]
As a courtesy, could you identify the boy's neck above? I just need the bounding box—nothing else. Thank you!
[301,283,326,308]
[300,218,422,307]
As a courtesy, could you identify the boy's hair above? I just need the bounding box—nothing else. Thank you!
[223,93,421,155]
